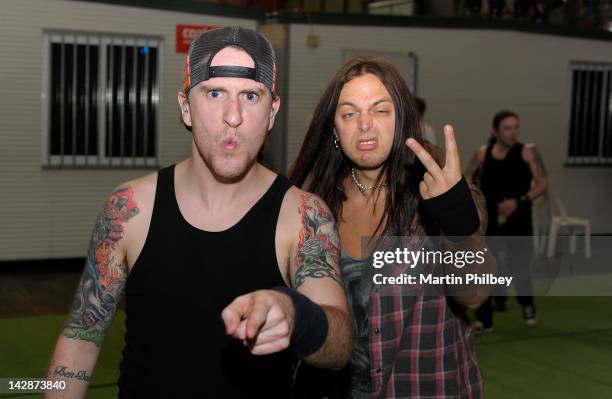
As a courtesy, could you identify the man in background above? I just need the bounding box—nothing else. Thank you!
[466,110,548,332]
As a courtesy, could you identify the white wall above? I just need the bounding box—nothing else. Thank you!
[285,23,612,233]
[0,0,257,261]
[2,3,610,262]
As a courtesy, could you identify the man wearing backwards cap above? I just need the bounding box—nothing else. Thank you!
[46,26,352,398]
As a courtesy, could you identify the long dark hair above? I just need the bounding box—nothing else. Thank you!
[492,109,518,131]
[489,109,519,146]
[289,57,426,238]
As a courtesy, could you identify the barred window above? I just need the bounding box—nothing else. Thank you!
[568,62,612,166]
[43,31,161,168]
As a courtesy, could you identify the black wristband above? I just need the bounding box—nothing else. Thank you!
[422,177,480,241]
[271,286,328,357]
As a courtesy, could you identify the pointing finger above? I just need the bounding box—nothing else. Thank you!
[221,306,242,336]
[245,301,270,339]
[221,295,251,335]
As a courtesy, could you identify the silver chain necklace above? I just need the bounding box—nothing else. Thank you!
[351,167,387,194]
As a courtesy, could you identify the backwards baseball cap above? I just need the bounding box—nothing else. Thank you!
[182,26,277,95]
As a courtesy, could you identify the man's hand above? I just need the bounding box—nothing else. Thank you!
[408,125,496,308]
[497,198,518,217]
[406,125,462,199]
[221,289,294,355]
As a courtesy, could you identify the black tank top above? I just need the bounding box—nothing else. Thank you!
[118,164,296,398]
[481,141,533,235]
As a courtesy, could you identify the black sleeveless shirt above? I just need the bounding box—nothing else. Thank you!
[481,141,533,235]
[118,165,296,398]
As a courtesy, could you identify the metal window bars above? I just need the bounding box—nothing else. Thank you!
[568,62,612,166]
[44,30,161,168]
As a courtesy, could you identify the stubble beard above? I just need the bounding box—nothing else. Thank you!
[194,137,259,184]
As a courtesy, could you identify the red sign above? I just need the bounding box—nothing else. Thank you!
[176,24,217,53]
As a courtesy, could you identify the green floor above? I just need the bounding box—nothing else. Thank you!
[1,297,611,398]
[474,296,612,398]
[0,313,125,399]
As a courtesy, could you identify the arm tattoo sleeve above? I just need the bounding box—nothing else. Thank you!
[294,194,341,288]
[63,186,139,346]
[532,147,548,177]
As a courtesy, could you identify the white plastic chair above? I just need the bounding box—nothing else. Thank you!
[546,195,591,258]
[531,194,550,256]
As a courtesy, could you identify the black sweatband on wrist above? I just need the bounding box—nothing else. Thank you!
[271,286,328,357]
[422,176,480,241]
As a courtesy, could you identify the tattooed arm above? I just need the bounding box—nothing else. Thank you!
[523,144,549,200]
[289,193,352,368]
[221,190,352,369]
[498,144,548,218]
[45,186,140,398]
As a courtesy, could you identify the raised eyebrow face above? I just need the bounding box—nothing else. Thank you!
[337,97,393,110]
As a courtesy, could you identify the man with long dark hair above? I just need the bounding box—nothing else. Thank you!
[291,57,496,398]
[466,110,548,332]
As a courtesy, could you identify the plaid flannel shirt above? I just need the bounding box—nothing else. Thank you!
[367,233,484,398]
